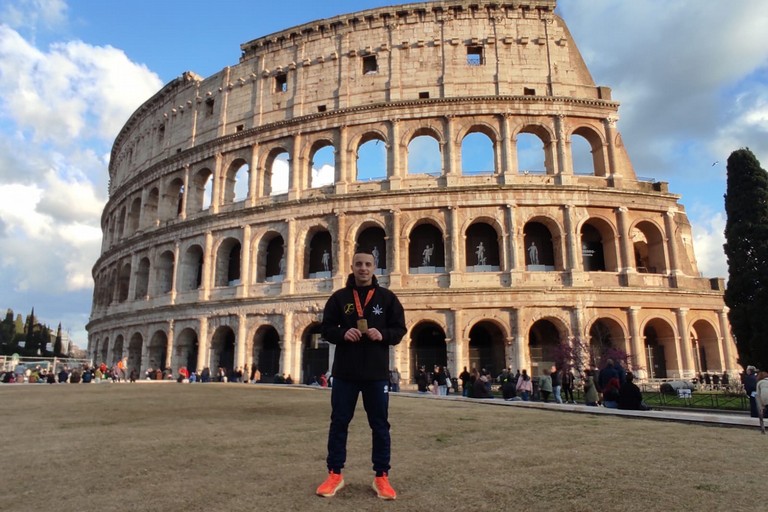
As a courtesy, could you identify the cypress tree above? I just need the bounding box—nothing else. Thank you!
[723,148,768,369]
[54,323,63,356]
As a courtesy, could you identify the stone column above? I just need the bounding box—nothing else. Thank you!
[388,119,402,189]
[239,224,251,298]
[180,165,189,220]
[202,231,213,301]
[281,310,294,378]
[283,218,296,294]
[336,124,349,193]
[448,206,461,276]
[289,133,303,200]
[500,114,516,181]
[236,312,247,372]
[664,210,681,276]
[248,144,260,207]
[514,307,527,371]
[452,308,464,377]
[563,204,579,271]
[676,307,693,378]
[506,204,521,272]
[616,207,634,273]
[443,116,457,181]
[334,212,347,284]
[627,306,647,379]
[197,316,208,372]
[554,114,569,177]
[127,252,139,301]
[719,308,735,371]
[389,209,402,288]
[166,320,175,370]
[211,153,222,214]
[604,117,621,186]
[170,240,180,302]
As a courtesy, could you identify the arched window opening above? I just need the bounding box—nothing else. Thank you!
[134,258,150,299]
[188,169,212,212]
[461,131,495,175]
[148,331,168,372]
[307,230,333,278]
[117,262,131,302]
[310,144,335,188]
[223,161,249,204]
[269,151,290,196]
[468,321,506,376]
[111,335,124,365]
[116,207,126,239]
[127,333,143,376]
[211,326,236,377]
[179,245,203,292]
[516,133,546,174]
[356,137,387,181]
[357,226,387,273]
[155,250,175,295]
[523,221,556,270]
[409,322,447,381]
[529,319,562,377]
[253,326,281,382]
[581,224,606,271]
[632,222,666,274]
[215,238,241,287]
[302,323,329,385]
[265,235,285,282]
[643,320,678,379]
[465,222,500,271]
[161,178,184,220]
[407,135,441,175]
[127,197,141,235]
[571,134,595,175]
[143,188,159,227]
[408,223,445,273]
[174,328,199,372]
[691,320,723,375]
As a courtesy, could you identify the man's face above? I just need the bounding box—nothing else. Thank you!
[351,253,375,286]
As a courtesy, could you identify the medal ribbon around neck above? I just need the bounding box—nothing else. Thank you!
[353,289,375,318]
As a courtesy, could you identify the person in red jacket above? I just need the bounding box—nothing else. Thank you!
[315,249,406,500]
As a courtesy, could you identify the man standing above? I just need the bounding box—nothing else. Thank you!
[316,249,406,500]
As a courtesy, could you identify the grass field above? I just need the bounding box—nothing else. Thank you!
[1,383,761,511]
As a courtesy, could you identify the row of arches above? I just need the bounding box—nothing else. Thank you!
[104,119,610,249]
[91,312,729,384]
[94,213,670,306]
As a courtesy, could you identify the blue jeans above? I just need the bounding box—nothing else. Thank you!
[554,385,562,403]
[521,391,530,401]
[326,378,390,473]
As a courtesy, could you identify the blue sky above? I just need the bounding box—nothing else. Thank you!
[1,0,767,347]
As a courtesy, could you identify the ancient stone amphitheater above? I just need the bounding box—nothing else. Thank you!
[88,0,737,384]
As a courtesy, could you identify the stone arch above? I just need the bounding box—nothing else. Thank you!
[127,332,143,376]
[252,325,281,381]
[174,327,199,372]
[258,231,285,282]
[160,175,184,220]
[112,334,124,365]
[188,167,213,212]
[465,220,501,270]
[154,250,175,295]
[308,139,336,188]
[355,223,387,271]
[408,220,445,271]
[134,257,150,299]
[409,320,447,381]
[579,216,619,272]
[571,125,607,176]
[117,261,131,302]
[631,220,667,274]
[99,337,109,365]
[223,158,250,204]
[263,146,291,196]
[586,316,629,364]
[406,127,443,175]
[528,317,568,376]
[355,131,388,182]
[179,244,203,292]
[690,319,722,373]
[460,126,496,175]
[467,319,507,376]
[148,330,168,372]
[143,187,159,228]
[306,227,333,277]
[214,237,242,287]
[515,124,555,175]
[523,216,562,270]
[301,322,328,384]
[126,196,141,235]
[210,325,235,377]
[116,205,126,240]
[642,317,678,379]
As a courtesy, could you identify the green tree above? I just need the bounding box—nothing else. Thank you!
[0,308,16,354]
[723,148,768,370]
[54,323,63,355]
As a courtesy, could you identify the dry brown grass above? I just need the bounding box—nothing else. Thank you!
[1,383,761,511]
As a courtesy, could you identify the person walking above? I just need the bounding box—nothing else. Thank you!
[538,368,553,402]
[516,369,533,401]
[316,249,406,500]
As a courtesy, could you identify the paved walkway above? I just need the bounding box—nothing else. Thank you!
[396,391,762,431]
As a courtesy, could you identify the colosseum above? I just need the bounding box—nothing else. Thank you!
[87,0,738,384]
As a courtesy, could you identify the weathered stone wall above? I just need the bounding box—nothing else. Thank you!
[89,0,736,385]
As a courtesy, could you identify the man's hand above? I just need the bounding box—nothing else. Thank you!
[344,328,363,342]
[366,328,383,341]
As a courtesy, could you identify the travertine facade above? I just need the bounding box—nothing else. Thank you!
[88,0,737,383]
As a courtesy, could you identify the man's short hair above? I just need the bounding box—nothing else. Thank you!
[354,247,375,257]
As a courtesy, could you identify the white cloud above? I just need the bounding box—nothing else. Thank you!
[1,0,68,33]
[311,164,335,187]
[690,210,727,279]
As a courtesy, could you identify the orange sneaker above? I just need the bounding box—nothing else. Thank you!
[316,471,344,497]
[372,473,397,500]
